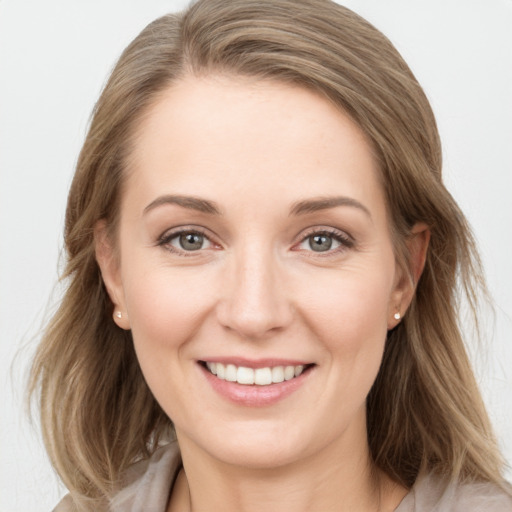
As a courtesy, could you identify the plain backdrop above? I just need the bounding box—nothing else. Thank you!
[1,1,511,510]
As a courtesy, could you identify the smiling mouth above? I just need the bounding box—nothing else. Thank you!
[201,361,313,386]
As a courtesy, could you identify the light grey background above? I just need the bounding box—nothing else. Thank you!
[1,1,511,510]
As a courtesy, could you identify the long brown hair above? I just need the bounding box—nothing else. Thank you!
[29,0,506,505]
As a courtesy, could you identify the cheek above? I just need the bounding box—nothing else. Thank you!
[122,264,215,362]
[297,264,394,432]
[121,265,217,424]
[297,262,394,359]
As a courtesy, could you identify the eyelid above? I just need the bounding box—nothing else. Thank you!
[292,226,355,254]
[156,224,354,256]
[157,225,221,255]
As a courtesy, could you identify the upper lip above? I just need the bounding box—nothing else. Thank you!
[199,357,313,369]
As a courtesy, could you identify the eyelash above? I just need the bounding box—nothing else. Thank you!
[293,228,354,256]
[157,226,354,256]
[157,226,216,256]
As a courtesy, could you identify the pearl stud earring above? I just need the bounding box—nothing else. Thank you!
[394,312,401,320]
[115,311,122,319]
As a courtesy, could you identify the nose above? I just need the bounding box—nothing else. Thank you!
[215,245,294,340]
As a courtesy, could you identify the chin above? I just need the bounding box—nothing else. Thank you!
[178,418,325,471]
[210,440,306,470]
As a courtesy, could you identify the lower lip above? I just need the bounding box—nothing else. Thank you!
[199,364,313,407]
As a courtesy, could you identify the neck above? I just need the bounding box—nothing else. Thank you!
[168,422,406,512]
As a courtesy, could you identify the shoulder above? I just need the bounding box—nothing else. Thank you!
[52,441,182,512]
[110,440,182,511]
[397,472,512,512]
[52,494,76,512]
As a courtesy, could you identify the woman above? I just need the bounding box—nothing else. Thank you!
[29,0,511,510]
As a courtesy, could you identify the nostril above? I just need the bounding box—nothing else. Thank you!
[216,300,294,340]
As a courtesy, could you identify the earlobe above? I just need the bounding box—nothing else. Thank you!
[94,220,131,330]
[388,222,430,329]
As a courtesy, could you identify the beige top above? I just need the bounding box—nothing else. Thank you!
[54,441,512,511]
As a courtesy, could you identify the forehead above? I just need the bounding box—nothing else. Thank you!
[125,75,384,217]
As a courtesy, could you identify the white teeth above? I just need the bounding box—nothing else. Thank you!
[225,364,237,382]
[216,363,226,379]
[205,362,307,386]
[271,366,285,383]
[254,367,272,385]
[237,366,255,385]
[284,365,295,381]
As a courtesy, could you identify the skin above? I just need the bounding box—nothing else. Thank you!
[96,75,429,512]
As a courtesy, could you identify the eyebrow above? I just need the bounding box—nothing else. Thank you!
[143,194,371,218]
[290,196,371,218]
[143,195,222,215]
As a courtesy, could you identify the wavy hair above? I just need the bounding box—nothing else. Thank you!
[29,0,506,506]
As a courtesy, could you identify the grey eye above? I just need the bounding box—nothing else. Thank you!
[308,234,333,252]
[174,232,207,251]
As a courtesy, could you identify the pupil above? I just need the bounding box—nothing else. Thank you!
[180,233,203,251]
[310,235,332,252]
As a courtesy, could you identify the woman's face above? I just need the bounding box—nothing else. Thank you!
[101,76,409,469]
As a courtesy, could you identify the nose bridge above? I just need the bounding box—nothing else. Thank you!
[217,237,292,338]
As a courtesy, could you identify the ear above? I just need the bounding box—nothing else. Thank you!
[94,220,131,330]
[387,222,430,329]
